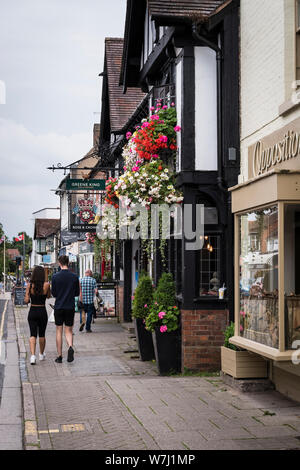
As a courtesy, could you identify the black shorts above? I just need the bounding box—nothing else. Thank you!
[54,308,75,327]
[28,306,48,338]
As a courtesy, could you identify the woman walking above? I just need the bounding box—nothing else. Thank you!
[24,266,51,364]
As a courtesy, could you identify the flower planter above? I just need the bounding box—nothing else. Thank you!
[152,328,181,375]
[221,346,268,379]
[134,318,155,361]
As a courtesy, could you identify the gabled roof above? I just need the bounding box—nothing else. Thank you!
[148,0,232,24]
[34,219,60,239]
[121,0,234,88]
[103,37,145,133]
[7,249,20,260]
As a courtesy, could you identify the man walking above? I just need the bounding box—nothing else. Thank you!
[51,255,80,363]
[80,270,98,333]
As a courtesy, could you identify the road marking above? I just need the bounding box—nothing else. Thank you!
[61,423,85,432]
[0,300,8,340]
[0,300,8,364]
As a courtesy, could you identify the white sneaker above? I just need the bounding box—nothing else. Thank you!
[30,355,36,365]
[39,352,46,361]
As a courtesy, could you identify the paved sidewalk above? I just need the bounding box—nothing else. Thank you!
[0,298,23,450]
[13,299,300,450]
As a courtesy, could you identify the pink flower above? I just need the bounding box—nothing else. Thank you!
[132,166,140,172]
[171,102,175,107]
[240,311,246,317]
[150,114,160,121]
[144,304,148,308]
[123,166,127,171]
[158,311,166,319]
[159,135,168,143]
[150,106,155,111]
[174,126,181,132]
[162,105,168,110]
[152,154,159,159]
[142,122,150,128]
[160,325,168,333]
[126,132,132,140]
[240,325,244,332]
[131,296,135,300]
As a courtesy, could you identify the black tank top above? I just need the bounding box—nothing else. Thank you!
[30,284,47,305]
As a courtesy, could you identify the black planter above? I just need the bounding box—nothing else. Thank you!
[152,328,181,375]
[134,318,155,361]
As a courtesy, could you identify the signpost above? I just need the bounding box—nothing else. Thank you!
[66,179,105,191]
[97,282,117,317]
[14,286,26,306]
[71,224,97,232]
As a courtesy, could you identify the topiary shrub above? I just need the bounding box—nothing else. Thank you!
[132,274,154,319]
[153,272,176,309]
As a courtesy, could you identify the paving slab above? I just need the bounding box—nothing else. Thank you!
[9,300,300,451]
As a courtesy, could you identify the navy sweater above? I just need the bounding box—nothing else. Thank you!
[51,269,80,310]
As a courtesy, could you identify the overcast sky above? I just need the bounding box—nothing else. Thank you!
[0,0,126,239]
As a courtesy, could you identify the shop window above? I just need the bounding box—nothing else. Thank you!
[197,201,221,297]
[199,235,221,297]
[284,203,300,349]
[239,206,279,348]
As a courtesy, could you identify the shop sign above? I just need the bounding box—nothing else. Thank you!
[79,241,94,254]
[61,230,84,245]
[248,117,300,179]
[66,179,105,191]
[71,224,97,232]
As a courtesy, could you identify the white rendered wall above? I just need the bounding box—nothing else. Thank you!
[239,0,298,182]
[176,57,182,172]
[194,47,218,171]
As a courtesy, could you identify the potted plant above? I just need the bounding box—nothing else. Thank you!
[131,274,155,361]
[145,273,181,374]
[221,322,268,379]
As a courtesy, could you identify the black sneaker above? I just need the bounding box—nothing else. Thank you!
[55,356,62,363]
[79,322,85,332]
[67,346,74,362]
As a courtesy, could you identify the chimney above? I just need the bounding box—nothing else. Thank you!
[93,124,100,147]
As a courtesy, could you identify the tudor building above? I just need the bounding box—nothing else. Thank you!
[111,0,240,372]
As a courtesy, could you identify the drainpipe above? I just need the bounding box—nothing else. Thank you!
[191,23,227,193]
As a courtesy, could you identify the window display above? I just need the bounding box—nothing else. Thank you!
[284,204,300,349]
[239,206,279,348]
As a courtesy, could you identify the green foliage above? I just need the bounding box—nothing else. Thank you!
[145,304,180,333]
[153,272,176,309]
[223,322,238,351]
[145,272,180,333]
[132,274,154,319]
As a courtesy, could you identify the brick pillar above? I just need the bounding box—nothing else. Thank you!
[181,309,229,372]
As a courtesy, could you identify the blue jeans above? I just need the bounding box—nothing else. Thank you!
[83,303,94,331]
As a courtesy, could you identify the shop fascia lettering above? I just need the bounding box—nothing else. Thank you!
[253,130,300,177]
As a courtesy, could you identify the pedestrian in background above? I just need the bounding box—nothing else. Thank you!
[80,270,98,332]
[24,265,51,365]
[51,255,80,363]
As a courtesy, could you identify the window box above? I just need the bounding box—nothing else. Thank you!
[221,346,268,379]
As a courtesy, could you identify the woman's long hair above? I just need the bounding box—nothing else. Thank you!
[30,266,45,295]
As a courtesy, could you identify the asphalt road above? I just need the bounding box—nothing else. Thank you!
[0,299,8,404]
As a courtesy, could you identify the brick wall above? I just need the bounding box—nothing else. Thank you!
[181,309,229,372]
